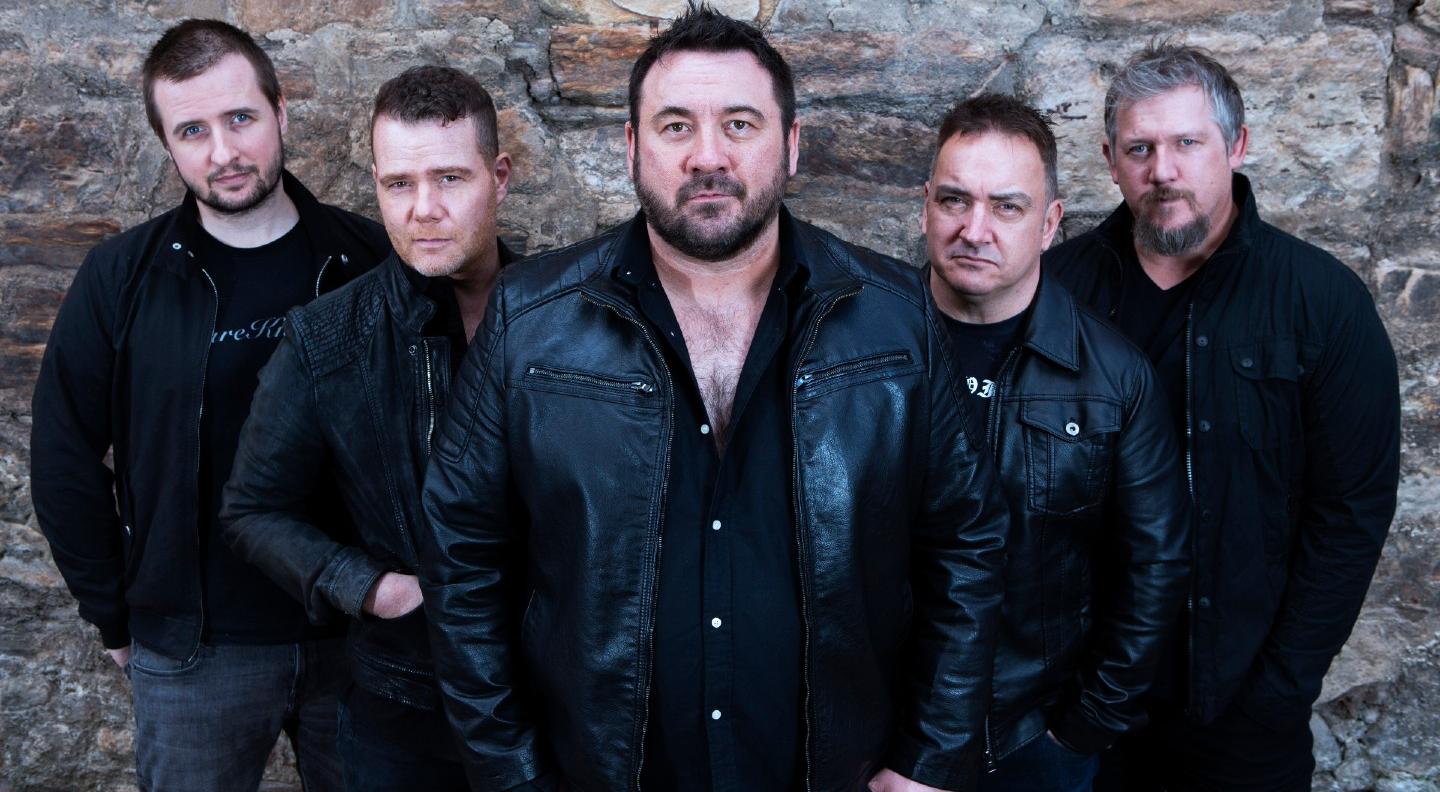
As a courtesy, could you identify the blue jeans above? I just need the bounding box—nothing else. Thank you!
[127,639,346,792]
[336,683,469,792]
[980,731,1100,792]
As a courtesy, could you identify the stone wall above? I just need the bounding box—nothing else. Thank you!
[1,0,1436,789]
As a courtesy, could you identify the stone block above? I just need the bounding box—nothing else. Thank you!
[1393,64,1437,149]
[237,0,390,35]
[1078,0,1294,25]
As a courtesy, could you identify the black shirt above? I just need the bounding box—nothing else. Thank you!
[198,221,325,643]
[618,222,805,792]
[1112,247,1197,456]
[941,308,1028,448]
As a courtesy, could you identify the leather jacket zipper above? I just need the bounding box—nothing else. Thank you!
[790,284,863,792]
[579,293,673,792]
[980,343,1021,773]
[422,339,436,459]
[191,264,219,661]
[313,255,333,298]
[793,350,909,391]
[525,366,657,395]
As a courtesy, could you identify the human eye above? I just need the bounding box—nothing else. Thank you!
[1179,137,1197,146]
[439,174,462,184]
[995,202,1023,217]
[663,121,689,135]
[387,180,410,190]
[1127,143,1150,156]
[181,124,204,139]
[726,119,752,132]
[231,112,252,125]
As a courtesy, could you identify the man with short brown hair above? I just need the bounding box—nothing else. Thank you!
[31,19,388,790]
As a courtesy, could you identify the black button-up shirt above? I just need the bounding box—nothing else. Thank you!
[617,222,806,792]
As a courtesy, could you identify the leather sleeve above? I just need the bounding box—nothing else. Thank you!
[1050,353,1192,753]
[415,285,554,790]
[29,248,129,649]
[220,333,387,623]
[885,300,1009,791]
[1233,275,1400,730]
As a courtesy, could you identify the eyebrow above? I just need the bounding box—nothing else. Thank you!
[376,165,476,183]
[169,106,262,138]
[933,184,1034,207]
[650,104,767,122]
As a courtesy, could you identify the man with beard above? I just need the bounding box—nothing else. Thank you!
[414,6,1009,792]
[1045,44,1400,791]
[30,19,387,790]
[222,65,514,791]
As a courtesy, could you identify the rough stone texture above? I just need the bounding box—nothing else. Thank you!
[1,0,1437,789]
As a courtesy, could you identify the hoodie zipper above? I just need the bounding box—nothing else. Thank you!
[790,284,862,792]
[579,293,674,792]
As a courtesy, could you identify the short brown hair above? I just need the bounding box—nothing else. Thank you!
[935,93,1059,201]
[142,19,281,142]
[371,65,499,160]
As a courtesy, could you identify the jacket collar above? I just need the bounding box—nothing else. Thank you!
[1093,172,1261,287]
[385,238,520,332]
[156,170,355,279]
[585,205,850,309]
[1018,273,1082,372]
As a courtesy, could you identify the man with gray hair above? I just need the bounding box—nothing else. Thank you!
[1046,43,1400,790]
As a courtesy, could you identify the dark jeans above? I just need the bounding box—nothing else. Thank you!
[127,639,346,792]
[336,682,469,792]
[980,731,1099,792]
[1094,699,1314,792]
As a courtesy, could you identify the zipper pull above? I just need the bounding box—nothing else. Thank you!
[631,381,655,394]
[794,372,813,389]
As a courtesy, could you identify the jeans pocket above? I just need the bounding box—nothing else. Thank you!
[127,642,204,677]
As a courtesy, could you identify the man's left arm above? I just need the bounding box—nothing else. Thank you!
[1236,281,1400,730]
[883,311,1009,792]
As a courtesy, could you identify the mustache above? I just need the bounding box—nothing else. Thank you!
[942,243,1000,265]
[207,164,259,185]
[676,173,745,204]
[1140,187,1198,209]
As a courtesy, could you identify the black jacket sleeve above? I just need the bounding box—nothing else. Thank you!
[220,333,388,623]
[885,303,1009,791]
[1233,275,1400,729]
[415,287,554,790]
[1050,354,1192,753]
[30,249,130,649]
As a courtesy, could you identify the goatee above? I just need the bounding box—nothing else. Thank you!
[1133,187,1210,256]
[633,150,786,262]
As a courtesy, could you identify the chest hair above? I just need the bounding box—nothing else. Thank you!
[671,295,767,451]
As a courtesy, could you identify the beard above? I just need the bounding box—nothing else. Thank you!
[633,147,787,262]
[1133,186,1210,256]
[188,146,284,216]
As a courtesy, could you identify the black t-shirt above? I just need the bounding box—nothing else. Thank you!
[942,308,1028,448]
[196,221,323,644]
[1112,248,1197,446]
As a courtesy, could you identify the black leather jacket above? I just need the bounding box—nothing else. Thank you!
[417,210,1011,792]
[960,273,1190,761]
[30,172,387,659]
[221,249,509,709]
[1045,174,1400,728]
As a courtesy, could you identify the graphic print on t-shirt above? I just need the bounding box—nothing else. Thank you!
[944,309,1028,445]
[212,315,287,344]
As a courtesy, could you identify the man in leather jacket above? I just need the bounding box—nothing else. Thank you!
[922,94,1190,792]
[220,66,514,790]
[29,20,388,791]
[415,7,1010,792]
[1045,45,1401,790]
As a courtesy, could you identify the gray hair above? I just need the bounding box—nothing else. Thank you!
[1104,43,1245,153]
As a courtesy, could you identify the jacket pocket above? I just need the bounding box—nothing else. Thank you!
[1020,397,1121,516]
[793,351,920,400]
[518,365,658,408]
[1231,340,1301,450]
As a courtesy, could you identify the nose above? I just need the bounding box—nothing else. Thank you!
[413,181,443,222]
[1151,145,1178,183]
[687,126,728,174]
[958,204,992,247]
[209,128,236,168]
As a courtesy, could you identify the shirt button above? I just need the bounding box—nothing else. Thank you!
[711,709,722,720]
[1064,421,1080,437]
[711,617,722,628]
[700,423,711,435]
[711,520,722,531]
[1199,419,1212,432]
[171,242,182,250]
[1198,596,1212,608]
[1241,357,1255,368]
[1196,335,1209,348]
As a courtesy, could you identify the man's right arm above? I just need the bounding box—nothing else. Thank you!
[415,288,552,791]
[221,335,391,622]
[30,250,129,651]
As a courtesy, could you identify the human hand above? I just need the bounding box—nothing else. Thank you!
[106,645,131,668]
[363,572,424,619]
[868,768,952,792]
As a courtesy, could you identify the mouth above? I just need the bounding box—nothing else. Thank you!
[413,238,453,250]
[210,169,256,188]
[947,253,999,267]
